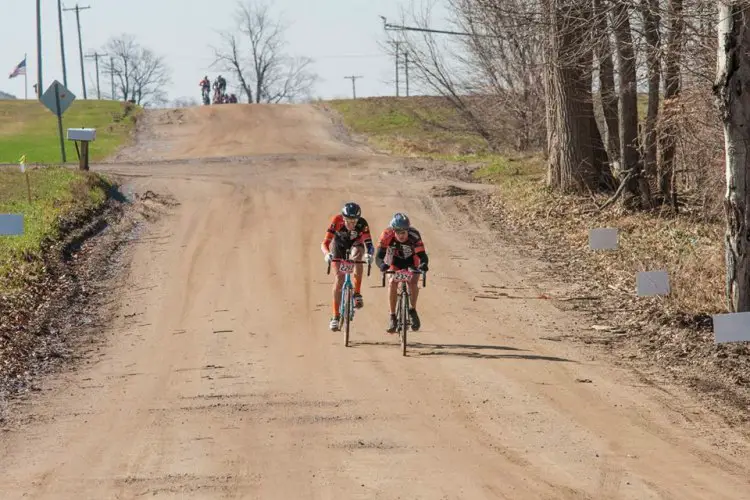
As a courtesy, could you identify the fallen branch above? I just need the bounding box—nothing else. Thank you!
[596,170,634,212]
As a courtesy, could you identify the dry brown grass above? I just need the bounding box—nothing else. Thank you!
[330,96,728,319]
[490,176,726,318]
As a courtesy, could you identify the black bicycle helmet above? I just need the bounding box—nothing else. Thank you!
[342,202,361,218]
[390,212,410,230]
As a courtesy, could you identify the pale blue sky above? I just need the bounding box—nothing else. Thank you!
[4,0,448,103]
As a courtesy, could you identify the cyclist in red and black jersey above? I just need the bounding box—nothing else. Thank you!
[375,213,429,333]
[321,202,374,331]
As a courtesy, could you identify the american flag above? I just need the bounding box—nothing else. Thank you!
[8,57,26,79]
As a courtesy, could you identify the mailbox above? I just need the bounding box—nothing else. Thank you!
[67,128,97,170]
[67,128,96,141]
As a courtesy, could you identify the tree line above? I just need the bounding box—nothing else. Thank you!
[84,0,317,107]
[393,0,750,313]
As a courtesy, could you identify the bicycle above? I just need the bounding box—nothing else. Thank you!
[327,252,371,347]
[382,268,427,356]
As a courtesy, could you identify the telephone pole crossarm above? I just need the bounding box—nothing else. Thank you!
[344,75,363,99]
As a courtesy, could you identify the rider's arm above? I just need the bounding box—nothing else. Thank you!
[321,217,338,255]
[375,246,387,269]
[412,230,428,268]
[359,220,375,255]
[375,228,391,269]
[321,231,333,255]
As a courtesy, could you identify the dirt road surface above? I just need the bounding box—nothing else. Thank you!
[3,105,750,499]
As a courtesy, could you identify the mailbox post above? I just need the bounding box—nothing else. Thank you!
[67,128,96,171]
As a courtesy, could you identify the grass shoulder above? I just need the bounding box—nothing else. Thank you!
[0,100,141,164]
[0,166,114,294]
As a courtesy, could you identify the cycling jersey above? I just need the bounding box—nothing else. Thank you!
[375,227,428,270]
[322,214,374,257]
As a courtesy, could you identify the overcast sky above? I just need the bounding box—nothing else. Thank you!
[3,0,450,103]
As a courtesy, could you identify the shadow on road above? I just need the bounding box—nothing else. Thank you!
[349,341,575,362]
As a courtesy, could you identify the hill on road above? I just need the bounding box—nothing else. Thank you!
[1,103,749,499]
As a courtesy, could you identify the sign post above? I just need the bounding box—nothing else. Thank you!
[40,80,76,164]
[19,154,31,203]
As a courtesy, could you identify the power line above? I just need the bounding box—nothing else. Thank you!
[379,15,495,38]
[63,4,91,99]
[344,75,363,99]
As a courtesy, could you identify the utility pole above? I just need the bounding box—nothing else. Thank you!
[344,75,362,99]
[388,41,402,97]
[85,52,107,99]
[404,50,410,97]
[109,56,116,100]
[36,0,42,98]
[64,4,91,99]
[57,0,68,87]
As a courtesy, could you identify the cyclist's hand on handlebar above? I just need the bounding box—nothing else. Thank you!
[379,263,389,273]
[365,253,373,265]
[324,253,333,264]
[418,263,428,273]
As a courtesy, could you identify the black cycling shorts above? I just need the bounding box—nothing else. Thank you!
[387,256,418,270]
[331,240,364,259]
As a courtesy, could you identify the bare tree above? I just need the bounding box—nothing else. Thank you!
[640,0,661,181]
[389,4,498,149]
[212,0,317,103]
[593,0,620,174]
[390,0,548,152]
[611,1,653,207]
[714,0,750,312]
[543,0,604,192]
[450,0,547,151]
[659,0,684,206]
[100,34,171,106]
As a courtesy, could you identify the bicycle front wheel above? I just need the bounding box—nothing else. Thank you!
[343,287,351,347]
[400,286,409,356]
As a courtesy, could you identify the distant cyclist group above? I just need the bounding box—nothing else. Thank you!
[321,202,429,334]
[199,75,238,105]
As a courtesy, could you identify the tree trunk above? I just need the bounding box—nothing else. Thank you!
[592,113,616,190]
[611,1,652,208]
[593,0,620,173]
[543,41,561,186]
[714,1,750,312]
[641,0,661,181]
[546,0,599,193]
[659,0,683,206]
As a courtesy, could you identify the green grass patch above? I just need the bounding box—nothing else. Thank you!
[327,96,490,156]
[0,166,113,292]
[327,96,545,185]
[0,100,140,164]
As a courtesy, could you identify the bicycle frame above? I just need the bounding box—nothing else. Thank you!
[326,253,371,347]
[383,268,427,356]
